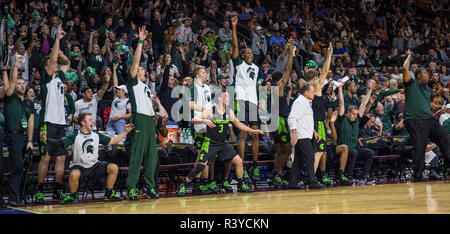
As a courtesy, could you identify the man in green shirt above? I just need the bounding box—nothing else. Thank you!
[402,50,450,182]
[336,81,375,184]
[374,102,393,134]
[4,55,35,207]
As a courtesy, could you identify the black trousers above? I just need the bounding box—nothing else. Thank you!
[347,147,375,177]
[289,138,318,186]
[4,133,27,202]
[405,118,450,178]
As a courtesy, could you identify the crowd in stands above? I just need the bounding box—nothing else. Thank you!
[0,0,450,207]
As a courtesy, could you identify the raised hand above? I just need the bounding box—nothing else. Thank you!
[139,25,148,41]
[370,95,377,103]
[57,27,67,40]
[327,42,333,55]
[331,111,338,123]
[15,55,24,64]
[231,16,238,27]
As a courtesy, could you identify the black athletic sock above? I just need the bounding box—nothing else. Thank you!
[252,160,258,168]
[54,183,64,192]
[202,179,209,186]
[38,183,45,193]
[237,178,244,187]
[320,170,326,177]
[105,188,113,197]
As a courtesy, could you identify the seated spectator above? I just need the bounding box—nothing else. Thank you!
[269,30,286,47]
[440,104,450,125]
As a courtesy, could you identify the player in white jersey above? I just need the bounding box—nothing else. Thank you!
[125,26,159,200]
[41,112,134,204]
[230,16,262,185]
[34,28,72,203]
[189,66,216,194]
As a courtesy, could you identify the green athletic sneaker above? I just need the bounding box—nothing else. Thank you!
[145,188,160,199]
[104,190,123,202]
[60,194,77,205]
[243,170,253,184]
[321,174,332,186]
[53,190,66,201]
[272,174,283,187]
[207,181,218,193]
[128,188,139,200]
[33,192,45,204]
[176,184,187,197]
[338,174,353,185]
[238,183,254,193]
[251,167,261,182]
[222,180,233,193]
[198,184,212,195]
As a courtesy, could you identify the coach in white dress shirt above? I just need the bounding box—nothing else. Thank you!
[288,83,324,189]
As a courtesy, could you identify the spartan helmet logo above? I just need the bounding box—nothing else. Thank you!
[57,82,64,95]
[247,67,256,80]
[82,139,94,155]
[114,101,119,108]
[144,86,151,99]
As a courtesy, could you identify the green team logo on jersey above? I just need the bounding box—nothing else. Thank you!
[247,67,256,80]
[82,139,94,155]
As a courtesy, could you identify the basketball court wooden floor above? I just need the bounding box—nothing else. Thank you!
[15,181,450,214]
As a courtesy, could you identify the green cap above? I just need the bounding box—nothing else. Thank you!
[306,60,318,70]
[217,73,228,80]
[86,67,97,77]
[32,12,41,21]
[65,71,79,84]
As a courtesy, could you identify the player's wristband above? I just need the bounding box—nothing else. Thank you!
[138,40,145,44]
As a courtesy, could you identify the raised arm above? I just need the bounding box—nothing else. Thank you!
[337,84,345,116]
[48,27,66,69]
[112,63,119,95]
[27,33,38,55]
[58,50,71,73]
[0,62,9,99]
[96,73,111,100]
[279,41,295,93]
[130,26,148,78]
[359,88,372,118]
[315,42,333,96]
[231,16,239,60]
[402,50,413,83]
[328,110,338,142]
[6,55,23,97]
